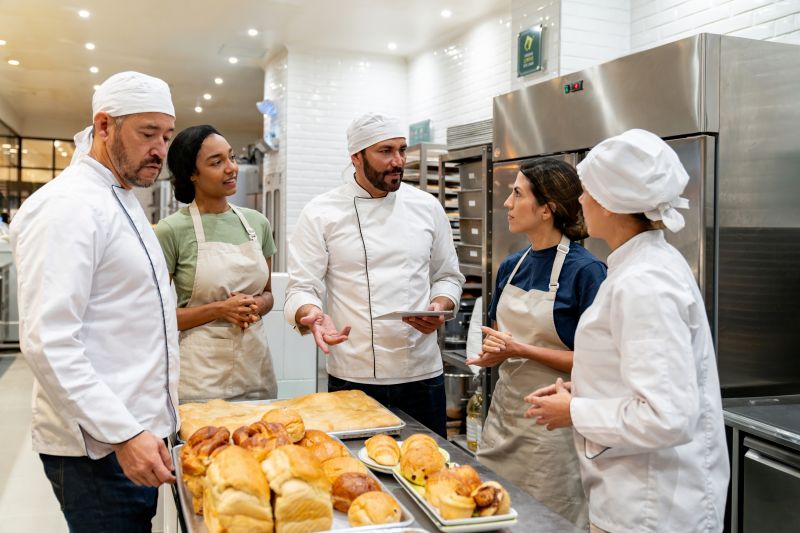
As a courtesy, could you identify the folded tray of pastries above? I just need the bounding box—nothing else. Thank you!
[385,433,517,530]
[174,417,415,533]
[179,390,404,441]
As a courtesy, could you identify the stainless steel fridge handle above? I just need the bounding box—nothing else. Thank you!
[745,449,800,480]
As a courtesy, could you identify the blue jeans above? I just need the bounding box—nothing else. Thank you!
[328,374,447,437]
[40,452,157,533]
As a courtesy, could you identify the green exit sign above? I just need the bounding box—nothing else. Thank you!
[517,26,543,77]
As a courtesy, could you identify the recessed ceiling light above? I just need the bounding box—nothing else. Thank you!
[387,42,397,51]
[228,57,238,64]
[7,59,19,66]
[78,9,90,18]
[85,42,95,50]
[441,9,452,18]
[194,106,203,113]
[247,29,258,37]
[214,77,223,85]
[1,144,9,149]
[54,140,61,147]
[60,152,68,157]
[203,93,212,100]
[0,40,6,46]
[21,149,28,154]
[93,84,100,90]
[89,66,99,73]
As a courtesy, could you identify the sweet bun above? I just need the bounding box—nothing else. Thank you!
[437,490,477,519]
[450,465,482,495]
[471,481,511,516]
[347,491,402,527]
[202,446,273,533]
[232,421,290,445]
[320,456,368,485]
[261,407,305,442]
[400,442,445,486]
[331,472,382,512]
[181,426,230,514]
[298,429,349,464]
[364,434,400,466]
[425,469,478,519]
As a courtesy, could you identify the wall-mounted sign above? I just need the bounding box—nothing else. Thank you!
[409,119,432,145]
[517,25,543,77]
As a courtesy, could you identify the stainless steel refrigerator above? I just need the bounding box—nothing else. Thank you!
[491,33,800,398]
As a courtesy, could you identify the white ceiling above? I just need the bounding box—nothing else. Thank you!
[0,0,508,145]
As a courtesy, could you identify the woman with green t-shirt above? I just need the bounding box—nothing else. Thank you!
[155,125,277,401]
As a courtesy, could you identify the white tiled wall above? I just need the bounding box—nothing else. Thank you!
[283,48,407,237]
[561,0,631,74]
[407,12,512,144]
[510,0,563,89]
[266,272,318,397]
[631,0,800,51]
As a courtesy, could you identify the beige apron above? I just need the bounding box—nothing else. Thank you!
[477,235,588,527]
[178,202,277,401]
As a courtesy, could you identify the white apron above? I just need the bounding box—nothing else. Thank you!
[178,202,277,401]
[477,235,588,527]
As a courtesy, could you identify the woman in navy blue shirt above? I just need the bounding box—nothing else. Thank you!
[467,158,606,527]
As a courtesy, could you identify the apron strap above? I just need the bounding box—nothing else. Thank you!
[504,247,532,289]
[549,235,571,293]
[229,204,258,243]
[188,202,206,244]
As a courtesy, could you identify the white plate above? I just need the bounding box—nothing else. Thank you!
[357,440,451,474]
[391,465,518,531]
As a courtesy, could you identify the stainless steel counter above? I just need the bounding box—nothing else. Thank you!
[343,409,585,533]
[723,395,800,452]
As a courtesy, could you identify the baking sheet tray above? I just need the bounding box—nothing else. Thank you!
[172,443,415,533]
[178,398,405,441]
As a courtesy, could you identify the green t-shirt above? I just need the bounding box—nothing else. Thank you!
[155,206,277,307]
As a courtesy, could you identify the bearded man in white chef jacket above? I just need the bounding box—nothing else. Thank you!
[10,71,180,531]
[285,113,464,437]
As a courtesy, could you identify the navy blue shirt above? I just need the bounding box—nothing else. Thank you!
[489,242,607,350]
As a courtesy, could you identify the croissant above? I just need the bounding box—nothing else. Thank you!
[364,434,400,466]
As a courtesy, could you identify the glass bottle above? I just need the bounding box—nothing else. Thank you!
[466,379,484,452]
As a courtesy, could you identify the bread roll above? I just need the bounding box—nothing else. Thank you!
[261,408,305,442]
[348,491,402,527]
[364,434,400,466]
[425,470,463,509]
[298,429,349,464]
[260,444,331,495]
[437,490,477,520]
[471,481,511,516]
[320,456,368,485]
[450,465,481,495]
[331,472,381,512]
[202,446,273,533]
[399,441,445,486]
[181,426,230,514]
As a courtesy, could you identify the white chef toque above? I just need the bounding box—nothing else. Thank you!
[346,112,405,155]
[576,128,690,232]
[71,71,175,164]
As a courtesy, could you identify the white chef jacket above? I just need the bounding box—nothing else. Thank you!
[570,230,729,533]
[10,157,180,459]
[285,174,464,384]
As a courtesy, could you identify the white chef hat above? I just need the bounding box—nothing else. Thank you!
[71,71,175,164]
[577,128,690,232]
[346,112,405,155]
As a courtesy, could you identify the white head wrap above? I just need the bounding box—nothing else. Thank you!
[576,128,690,232]
[346,112,405,155]
[71,71,175,164]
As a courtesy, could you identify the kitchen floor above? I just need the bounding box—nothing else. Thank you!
[0,352,68,532]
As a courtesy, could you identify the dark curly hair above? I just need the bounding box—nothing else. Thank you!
[167,125,222,204]
[519,157,588,241]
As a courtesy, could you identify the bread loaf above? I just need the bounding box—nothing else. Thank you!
[202,446,273,533]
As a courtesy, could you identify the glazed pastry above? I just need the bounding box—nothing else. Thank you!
[330,472,382,512]
[298,429,349,464]
[320,455,368,485]
[364,434,400,466]
[347,491,402,527]
[232,421,291,461]
[399,442,445,486]
[471,481,511,516]
[449,464,482,495]
[425,470,464,509]
[181,426,230,514]
[437,490,477,519]
[202,446,273,533]
[261,407,306,442]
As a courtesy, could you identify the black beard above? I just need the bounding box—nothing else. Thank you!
[109,134,161,188]
[363,153,403,192]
